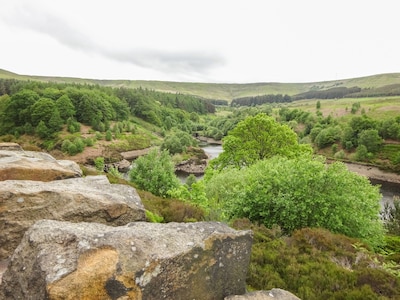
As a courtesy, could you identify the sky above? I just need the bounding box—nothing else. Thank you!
[0,0,399,83]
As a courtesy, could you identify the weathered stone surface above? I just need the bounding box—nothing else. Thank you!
[225,289,301,300]
[0,147,82,181]
[0,142,22,151]
[0,175,145,259]
[0,220,253,300]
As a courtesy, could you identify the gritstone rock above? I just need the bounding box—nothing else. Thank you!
[0,220,253,300]
[0,143,82,181]
[225,289,301,300]
[0,175,145,259]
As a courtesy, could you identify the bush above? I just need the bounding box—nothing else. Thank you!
[238,224,399,300]
[206,155,385,249]
[94,157,105,172]
[129,149,180,197]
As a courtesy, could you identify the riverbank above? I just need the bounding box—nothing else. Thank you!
[344,162,400,184]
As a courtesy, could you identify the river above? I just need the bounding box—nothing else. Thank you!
[200,145,399,207]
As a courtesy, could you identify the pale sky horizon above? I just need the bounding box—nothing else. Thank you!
[1,0,399,84]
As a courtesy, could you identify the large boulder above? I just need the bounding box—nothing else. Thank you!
[0,175,145,259]
[0,143,82,181]
[225,289,301,300]
[0,219,253,300]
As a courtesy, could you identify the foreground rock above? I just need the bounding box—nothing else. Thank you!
[225,289,301,300]
[0,175,145,260]
[0,143,82,181]
[0,220,253,300]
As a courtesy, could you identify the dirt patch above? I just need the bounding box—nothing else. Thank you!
[344,162,400,184]
[377,106,400,112]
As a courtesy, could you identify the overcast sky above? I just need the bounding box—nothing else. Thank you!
[0,0,399,83]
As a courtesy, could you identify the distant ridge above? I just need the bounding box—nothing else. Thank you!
[1,68,400,102]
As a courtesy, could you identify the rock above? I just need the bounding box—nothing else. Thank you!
[105,159,131,173]
[0,146,82,181]
[225,289,301,300]
[175,158,208,175]
[0,142,22,151]
[120,147,154,161]
[0,175,145,259]
[0,220,253,300]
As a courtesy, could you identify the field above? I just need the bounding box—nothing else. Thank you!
[285,96,400,121]
[2,68,400,102]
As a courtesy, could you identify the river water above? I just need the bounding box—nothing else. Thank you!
[200,145,399,207]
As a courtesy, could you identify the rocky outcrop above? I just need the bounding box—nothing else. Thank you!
[120,147,154,161]
[175,157,208,175]
[225,289,301,300]
[0,143,82,181]
[0,219,253,300]
[0,175,145,259]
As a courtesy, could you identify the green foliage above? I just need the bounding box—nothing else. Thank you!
[129,149,180,197]
[35,120,50,139]
[314,126,342,148]
[233,222,400,300]
[31,97,56,126]
[145,210,164,223]
[358,129,383,153]
[354,145,371,162]
[94,157,105,172]
[161,129,197,154]
[211,113,312,170]
[105,129,112,141]
[107,166,123,179]
[139,189,204,222]
[56,94,75,120]
[207,155,385,248]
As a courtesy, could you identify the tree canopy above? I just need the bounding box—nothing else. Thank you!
[210,113,312,170]
[129,149,180,197]
[206,155,384,249]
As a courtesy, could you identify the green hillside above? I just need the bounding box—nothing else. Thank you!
[1,68,400,102]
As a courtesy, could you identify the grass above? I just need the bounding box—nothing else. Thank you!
[285,96,400,121]
[2,68,400,103]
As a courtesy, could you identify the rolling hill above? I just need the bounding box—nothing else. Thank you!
[1,68,400,102]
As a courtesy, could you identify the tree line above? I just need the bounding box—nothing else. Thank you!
[0,79,215,139]
[231,94,291,107]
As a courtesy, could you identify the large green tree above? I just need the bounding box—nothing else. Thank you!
[205,155,384,249]
[210,113,312,170]
[129,149,180,197]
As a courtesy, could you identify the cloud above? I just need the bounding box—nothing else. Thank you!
[1,1,225,80]
[106,48,225,76]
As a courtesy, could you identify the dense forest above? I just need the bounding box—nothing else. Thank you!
[1,75,400,299]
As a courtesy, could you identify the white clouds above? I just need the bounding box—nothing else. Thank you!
[0,0,399,83]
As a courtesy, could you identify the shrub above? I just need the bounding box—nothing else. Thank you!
[94,157,105,172]
[129,149,180,197]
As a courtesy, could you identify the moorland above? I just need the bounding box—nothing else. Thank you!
[1,68,400,299]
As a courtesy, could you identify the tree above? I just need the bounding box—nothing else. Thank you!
[205,155,384,249]
[31,97,57,126]
[48,108,63,133]
[4,89,39,128]
[56,94,75,120]
[210,113,312,170]
[358,129,383,153]
[35,120,50,139]
[161,129,197,154]
[129,149,180,197]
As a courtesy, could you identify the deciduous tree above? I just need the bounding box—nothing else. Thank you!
[210,113,312,170]
[206,155,384,249]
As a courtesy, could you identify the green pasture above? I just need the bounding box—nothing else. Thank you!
[285,96,400,121]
